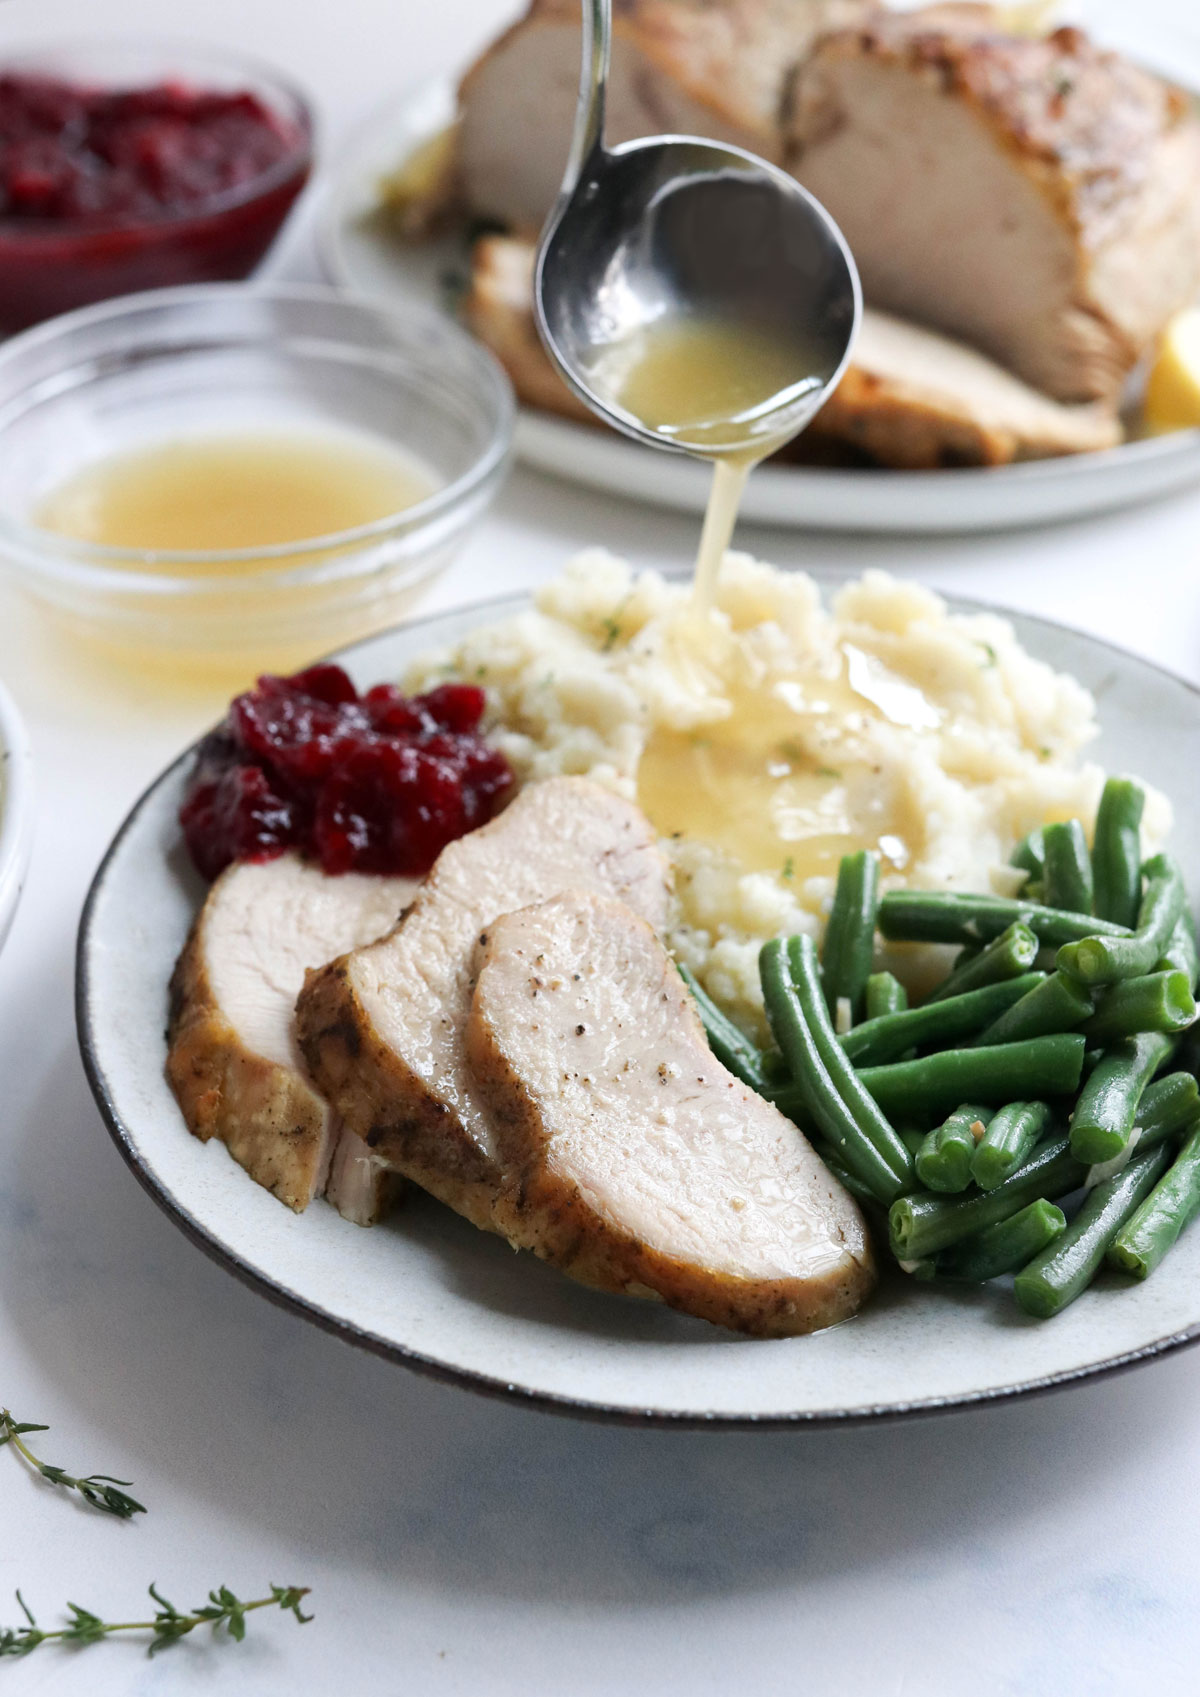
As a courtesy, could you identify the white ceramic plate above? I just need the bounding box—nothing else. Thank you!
[76,585,1200,1425]
[314,60,1200,536]
[0,675,33,958]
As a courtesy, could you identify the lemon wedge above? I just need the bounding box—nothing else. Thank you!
[1143,308,1200,434]
[996,1,1061,34]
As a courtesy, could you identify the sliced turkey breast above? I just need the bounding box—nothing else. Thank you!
[296,778,671,1233]
[167,855,417,1217]
[465,232,1119,466]
[455,0,872,234]
[806,308,1121,466]
[787,16,1200,403]
[467,891,874,1336]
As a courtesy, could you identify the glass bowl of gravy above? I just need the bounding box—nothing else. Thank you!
[0,282,514,681]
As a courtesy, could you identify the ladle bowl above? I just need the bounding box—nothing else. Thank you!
[534,0,861,457]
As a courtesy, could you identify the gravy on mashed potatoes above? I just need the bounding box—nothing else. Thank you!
[405,555,1169,1037]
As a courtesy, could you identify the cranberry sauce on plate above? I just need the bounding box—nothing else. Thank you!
[180,664,514,881]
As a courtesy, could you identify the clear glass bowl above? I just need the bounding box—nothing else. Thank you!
[0,283,514,677]
[0,41,315,333]
[0,674,33,957]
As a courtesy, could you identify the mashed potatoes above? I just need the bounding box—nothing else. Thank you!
[406,554,1168,1036]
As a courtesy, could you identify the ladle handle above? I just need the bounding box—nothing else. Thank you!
[563,0,611,189]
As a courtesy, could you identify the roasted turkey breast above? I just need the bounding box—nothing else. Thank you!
[455,0,872,233]
[807,307,1121,466]
[296,778,671,1232]
[167,855,416,1220]
[787,16,1200,403]
[465,232,1120,465]
[467,890,875,1336]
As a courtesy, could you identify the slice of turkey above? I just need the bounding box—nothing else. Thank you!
[806,309,1121,466]
[296,777,671,1233]
[467,891,875,1336]
[465,232,1120,465]
[167,855,417,1219]
[455,0,873,234]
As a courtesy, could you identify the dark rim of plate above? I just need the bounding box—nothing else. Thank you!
[74,582,1200,1428]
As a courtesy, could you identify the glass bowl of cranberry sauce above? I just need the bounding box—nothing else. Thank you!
[0,41,314,333]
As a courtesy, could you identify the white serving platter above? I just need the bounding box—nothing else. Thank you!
[76,583,1200,1425]
[315,60,1200,536]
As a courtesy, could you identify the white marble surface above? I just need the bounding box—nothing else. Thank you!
[2,0,1200,1691]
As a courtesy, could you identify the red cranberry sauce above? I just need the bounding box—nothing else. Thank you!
[180,664,514,881]
[0,74,301,223]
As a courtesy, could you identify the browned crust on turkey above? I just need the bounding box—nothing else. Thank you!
[296,942,499,1233]
[794,22,1190,240]
[167,915,330,1213]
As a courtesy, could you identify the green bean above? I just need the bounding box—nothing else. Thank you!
[1106,1124,1200,1280]
[934,1199,1067,1283]
[678,965,768,1093]
[891,1135,1084,1260]
[926,922,1039,1003]
[1157,910,1199,991]
[879,891,1129,949]
[822,851,880,1023]
[1057,853,1185,987]
[789,935,915,1181]
[889,1073,1197,1262]
[1068,1031,1176,1165]
[840,973,1044,1067]
[865,971,908,1021]
[1134,1071,1200,1144]
[1080,971,1196,1045]
[1091,777,1145,929]
[974,970,1094,1046]
[1010,829,1045,883]
[1013,1142,1174,1318]
[762,1046,791,1086]
[859,1034,1086,1123]
[760,939,910,1204]
[915,1105,992,1194]
[971,1100,1053,1191]
[1041,820,1093,915]
[891,1070,1200,1262]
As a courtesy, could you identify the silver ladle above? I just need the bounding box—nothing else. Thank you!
[534,0,862,458]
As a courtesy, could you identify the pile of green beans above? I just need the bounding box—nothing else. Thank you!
[683,776,1200,1321]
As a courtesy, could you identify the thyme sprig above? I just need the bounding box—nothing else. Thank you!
[0,1583,312,1657]
[0,1408,145,1519]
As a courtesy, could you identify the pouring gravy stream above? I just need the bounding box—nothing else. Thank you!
[581,315,907,889]
[589,316,829,606]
